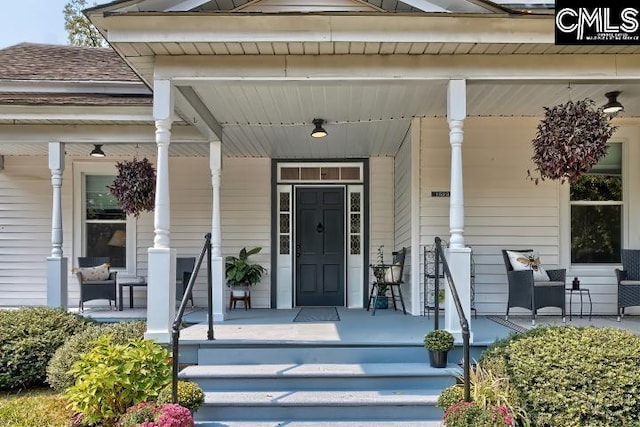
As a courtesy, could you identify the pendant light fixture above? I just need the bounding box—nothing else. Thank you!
[90,144,106,158]
[602,91,624,114]
[311,118,327,138]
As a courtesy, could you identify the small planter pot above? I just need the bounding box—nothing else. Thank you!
[429,350,449,368]
[232,288,249,297]
[374,297,389,309]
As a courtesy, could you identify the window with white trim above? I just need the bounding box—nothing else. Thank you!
[74,162,136,274]
[84,175,127,268]
[570,143,622,264]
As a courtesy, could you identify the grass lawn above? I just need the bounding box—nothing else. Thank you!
[0,388,72,427]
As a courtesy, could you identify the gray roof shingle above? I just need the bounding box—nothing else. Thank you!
[0,42,141,82]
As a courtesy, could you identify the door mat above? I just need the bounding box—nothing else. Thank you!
[293,307,340,322]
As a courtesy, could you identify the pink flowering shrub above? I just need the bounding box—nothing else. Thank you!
[444,401,514,427]
[155,404,194,427]
[118,402,193,427]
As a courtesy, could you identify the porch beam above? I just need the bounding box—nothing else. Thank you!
[100,15,553,44]
[176,86,223,141]
[154,54,640,82]
[0,124,206,144]
[0,105,153,122]
[47,141,68,309]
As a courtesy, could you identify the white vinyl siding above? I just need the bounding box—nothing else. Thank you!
[136,157,272,309]
[0,156,57,306]
[420,117,561,315]
[369,157,395,303]
[417,117,640,316]
[221,158,271,308]
[394,129,413,311]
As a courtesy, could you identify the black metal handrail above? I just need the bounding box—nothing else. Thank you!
[433,236,471,402]
[171,232,213,403]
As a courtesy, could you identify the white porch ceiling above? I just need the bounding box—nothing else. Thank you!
[0,80,636,158]
[180,79,639,158]
[189,80,446,158]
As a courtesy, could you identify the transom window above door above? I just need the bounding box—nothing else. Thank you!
[278,163,363,183]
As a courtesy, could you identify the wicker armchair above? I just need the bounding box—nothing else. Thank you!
[76,257,117,311]
[615,249,640,321]
[502,249,565,325]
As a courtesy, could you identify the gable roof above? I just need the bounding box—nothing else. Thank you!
[0,43,140,82]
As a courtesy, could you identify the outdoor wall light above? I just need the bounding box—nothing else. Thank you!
[603,91,624,114]
[90,144,106,157]
[311,118,327,138]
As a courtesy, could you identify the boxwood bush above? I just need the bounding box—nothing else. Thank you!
[482,326,640,427]
[47,320,146,392]
[0,307,91,389]
[157,379,205,412]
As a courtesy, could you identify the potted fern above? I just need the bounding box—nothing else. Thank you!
[225,247,266,297]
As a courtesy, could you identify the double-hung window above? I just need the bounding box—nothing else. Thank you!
[74,163,136,274]
[84,175,127,268]
[570,143,622,264]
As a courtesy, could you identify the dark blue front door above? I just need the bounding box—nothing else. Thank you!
[296,187,345,306]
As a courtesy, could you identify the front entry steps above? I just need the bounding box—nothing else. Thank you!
[178,342,466,425]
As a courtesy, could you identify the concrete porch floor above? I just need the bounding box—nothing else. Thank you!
[75,306,640,345]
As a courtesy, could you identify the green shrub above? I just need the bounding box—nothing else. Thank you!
[64,335,171,426]
[424,329,455,352]
[47,320,146,392]
[157,379,205,412]
[482,326,640,427]
[437,385,465,410]
[0,307,91,389]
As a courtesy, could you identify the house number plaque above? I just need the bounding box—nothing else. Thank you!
[431,191,451,197]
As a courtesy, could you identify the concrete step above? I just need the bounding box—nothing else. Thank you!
[193,389,444,422]
[180,362,459,391]
[180,341,488,366]
[196,344,430,365]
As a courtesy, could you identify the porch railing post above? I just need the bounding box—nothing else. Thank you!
[207,235,214,340]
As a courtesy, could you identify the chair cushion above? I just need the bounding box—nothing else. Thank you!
[506,250,550,282]
[384,263,402,283]
[76,263,110,281]
[620,280,640,286]
[534,280,564,287]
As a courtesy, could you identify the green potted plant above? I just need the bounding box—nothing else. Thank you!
[424,329,454,368]
[225,247,266,297]
[372,245,389,309]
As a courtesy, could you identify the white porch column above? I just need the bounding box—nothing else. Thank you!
[146,79,176,343]
[209,141,226,321]
[47,142,68,308]
[445,79,473,342]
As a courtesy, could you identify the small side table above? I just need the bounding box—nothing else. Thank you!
[566,287,592,321]
[119,281,148,311]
